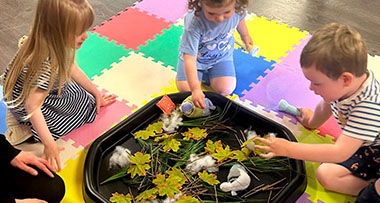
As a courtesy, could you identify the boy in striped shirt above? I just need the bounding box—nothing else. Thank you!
[255,23,380,202]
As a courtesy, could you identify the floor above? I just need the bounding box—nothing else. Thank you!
[1,0,380,72]
[0,1,379,203]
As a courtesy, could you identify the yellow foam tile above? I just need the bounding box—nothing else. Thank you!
[92,52,176,108]
[235,16,309,63]
[297,127,356,203]
[151,79,179,98]
[58,149,88,203]
[56,138,85,169]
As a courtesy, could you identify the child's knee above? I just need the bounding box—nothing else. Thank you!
[215,87,234,96]
[316,164,333,188]
[211,78,236,95]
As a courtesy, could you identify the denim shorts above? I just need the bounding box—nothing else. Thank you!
[176,58,236,82]
[338,145,380,181]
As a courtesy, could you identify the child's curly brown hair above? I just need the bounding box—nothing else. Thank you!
[188,0,248,16]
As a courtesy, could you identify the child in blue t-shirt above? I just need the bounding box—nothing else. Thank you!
[176,0,252,108]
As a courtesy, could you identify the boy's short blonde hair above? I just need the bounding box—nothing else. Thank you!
[300,23,368,80]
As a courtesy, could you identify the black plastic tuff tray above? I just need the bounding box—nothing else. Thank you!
[84,92,306,203]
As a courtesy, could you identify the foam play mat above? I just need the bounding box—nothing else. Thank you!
[2,0,379,202]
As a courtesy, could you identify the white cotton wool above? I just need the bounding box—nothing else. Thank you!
[162,193,182,203]
[185,154,218,175]
[160,110,183,132]
[109,146,131,169]
[244,129,257,151]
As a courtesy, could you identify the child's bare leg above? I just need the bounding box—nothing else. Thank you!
[210,76,236,96]
[176,78,202,92]
[317,163,372,195]
[176,79,191,92]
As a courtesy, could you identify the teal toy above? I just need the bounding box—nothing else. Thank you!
[278,99,302,117]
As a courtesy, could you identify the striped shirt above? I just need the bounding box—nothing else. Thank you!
[2,56,97,141]
[330,71,380,146]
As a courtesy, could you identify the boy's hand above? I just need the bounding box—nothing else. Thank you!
[254,137,290,158]
[192,89,205,109]
[297,108,314,128]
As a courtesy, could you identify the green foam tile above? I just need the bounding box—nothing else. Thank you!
[76,32,133,79]
[137,24,184,71]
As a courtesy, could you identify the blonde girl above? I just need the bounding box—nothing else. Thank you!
[176,0,252,108]
[1,0,115,171]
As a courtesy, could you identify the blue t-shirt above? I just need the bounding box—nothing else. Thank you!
[179,9,246,66]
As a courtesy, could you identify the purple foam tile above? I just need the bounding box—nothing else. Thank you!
[296,193,314,203]
[242,63,321,111]
[278,34,312,67]
[295,193,327,203]
[241,34,321,113]
[133,0,188,23]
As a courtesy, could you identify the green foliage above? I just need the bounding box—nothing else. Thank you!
[198,170,220,185]
[136,188,158,202]
[177,195,200,203]
[101,166,129,185]
[110,193,132,203]
[182,127,208,140]
[128,152,151,178]
[134,122,164,140]
[155,134,181,152]
[104,104,293,202]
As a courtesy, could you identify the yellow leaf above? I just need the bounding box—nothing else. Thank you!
[198,170,220,185]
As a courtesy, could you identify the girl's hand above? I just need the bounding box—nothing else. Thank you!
[95,93,116,113]
[297,108,314,128]
[192,89,205,109]
[254,137,290,159]
[241,34,253,51]
[11,151,55,178]
[42,141,63,172]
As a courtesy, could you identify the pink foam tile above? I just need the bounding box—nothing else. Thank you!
[133,0,188,23]
[316,116,342,142]
[93,7,171,50]
[61,99,137,148]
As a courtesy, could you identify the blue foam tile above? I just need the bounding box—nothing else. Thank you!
[233,48,275,97]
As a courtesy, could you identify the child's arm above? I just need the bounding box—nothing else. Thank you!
[236,19,253,50]
[298,100,332,129]
[26,88,62,171]
[71,63,116,113]
[255,133,363,163]
[183,53,205,109]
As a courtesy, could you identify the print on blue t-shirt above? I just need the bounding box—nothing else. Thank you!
[179,9,246,67]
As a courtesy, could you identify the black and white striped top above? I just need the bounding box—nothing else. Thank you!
[2,56,97,141]
[330,71,380,146]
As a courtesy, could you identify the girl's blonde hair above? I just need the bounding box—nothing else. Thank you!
[300,23,368,80]
[188,0,248,16]
[3,0,94,114]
